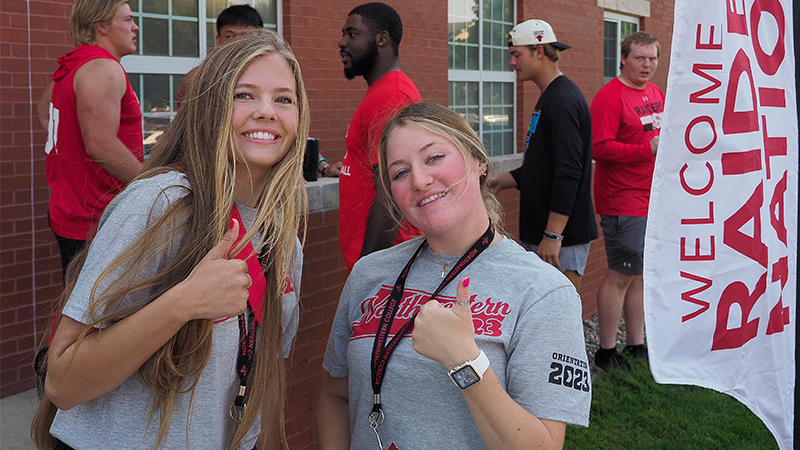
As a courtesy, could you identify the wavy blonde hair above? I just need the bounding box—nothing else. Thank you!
[376,101,505,234]
[32,29,308,450]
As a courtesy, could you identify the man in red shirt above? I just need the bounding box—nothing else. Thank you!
[337,2,421,270]
[590,31,664,371]
[38,0,144,278]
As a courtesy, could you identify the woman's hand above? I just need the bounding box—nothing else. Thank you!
[174,219,251,321]
[412,277,480,370]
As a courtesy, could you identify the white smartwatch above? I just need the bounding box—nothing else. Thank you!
[448,350,490,390]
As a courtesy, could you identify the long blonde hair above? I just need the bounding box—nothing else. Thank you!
[376,101,504,233]
[32,29,308,450]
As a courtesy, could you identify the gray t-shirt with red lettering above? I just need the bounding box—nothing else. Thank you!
[50,171,302,450]
[323,236,590,450]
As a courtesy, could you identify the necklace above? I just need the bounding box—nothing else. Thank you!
[429,248,460,278]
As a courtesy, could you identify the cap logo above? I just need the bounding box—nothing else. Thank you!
[535,31,544,42]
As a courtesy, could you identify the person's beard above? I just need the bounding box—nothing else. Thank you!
[344,39,379,80]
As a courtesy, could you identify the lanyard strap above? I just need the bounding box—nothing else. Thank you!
[229,204,267,325]
[369,223,495,417]
[230,307,258,423]
[228,204,269,422]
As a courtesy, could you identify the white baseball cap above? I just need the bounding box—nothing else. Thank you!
[508,19,571,50]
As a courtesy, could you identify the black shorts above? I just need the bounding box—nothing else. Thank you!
[601,215,646,275]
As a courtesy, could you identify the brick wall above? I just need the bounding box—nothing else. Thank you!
[286,0,449,164]
[0,0,74,398]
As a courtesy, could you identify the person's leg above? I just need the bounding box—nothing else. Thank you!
[563,270,582,291]
[623,274,645,346]
[596,268,635,349]
[560,242,590,292]
[49,213,85,281]
[53,233,85,281]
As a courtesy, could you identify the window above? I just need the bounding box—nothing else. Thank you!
[123,0,280,152]
[603,11,639,84]
[448,0,515,156]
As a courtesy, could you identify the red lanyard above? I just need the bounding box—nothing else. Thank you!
[368,223,495,429]
[229,205,267,324]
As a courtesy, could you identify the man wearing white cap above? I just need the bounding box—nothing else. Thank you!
[488,19,597,291]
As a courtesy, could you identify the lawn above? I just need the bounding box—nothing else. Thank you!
[564,359,779,450]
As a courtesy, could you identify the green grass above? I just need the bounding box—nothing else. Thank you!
[564,359,779,450]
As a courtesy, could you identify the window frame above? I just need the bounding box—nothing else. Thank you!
[122,0,283,74]
[119,0,282,154]
[603,11,639,84]
[448,0,517,156]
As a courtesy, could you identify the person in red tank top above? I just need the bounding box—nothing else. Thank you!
[37,0,144,279]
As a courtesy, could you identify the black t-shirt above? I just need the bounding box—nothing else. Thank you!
[510,75,598,246]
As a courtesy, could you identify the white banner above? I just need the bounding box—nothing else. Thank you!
[644,0,797,448]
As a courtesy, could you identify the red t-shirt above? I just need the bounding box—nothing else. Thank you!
[590,77,664,217]
[45,45,144,240]
[338,71,421,270]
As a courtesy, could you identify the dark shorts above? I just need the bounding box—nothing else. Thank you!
[48,213,86,280]
[601,215,646,275]
[521,241,591,275]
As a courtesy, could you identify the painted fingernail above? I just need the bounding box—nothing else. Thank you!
[462,277,470,288]
[230,218,235,229]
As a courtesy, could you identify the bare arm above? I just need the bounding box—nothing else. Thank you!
[536,212,569,269]
[486,171,517,196]
[317,155,342,178]
[315,374,351,450]
[37,81,54,131]
[360,164,398,257]
[45,221,250,410]
[74,58,143,183]
[413,279,565,450]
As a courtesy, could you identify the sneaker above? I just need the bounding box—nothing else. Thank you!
[624,344,648,360]
[594,348,631,372]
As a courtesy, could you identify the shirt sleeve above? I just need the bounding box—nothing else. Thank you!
[505,283,591,427]
[590,85,652,164]
[281,238,303,358]
[322,277,357,378]
[61,175,190,326]
[547,95,588,216]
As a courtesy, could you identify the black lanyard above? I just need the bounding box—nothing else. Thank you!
[229,251,270,423]
[230,308,257,422]
[369,223,495,420]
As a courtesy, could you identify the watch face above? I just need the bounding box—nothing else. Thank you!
[452,366,480,389]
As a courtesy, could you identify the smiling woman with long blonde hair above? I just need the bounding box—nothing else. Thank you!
[32,29,308,450]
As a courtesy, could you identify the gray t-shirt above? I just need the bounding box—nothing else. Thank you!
[323,236,590,449]
[50,171,302,450]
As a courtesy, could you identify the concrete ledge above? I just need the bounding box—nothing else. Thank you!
[304,153,524,214]
[488,153,524,176]
[597,0,651,17]
[304,176,340,213]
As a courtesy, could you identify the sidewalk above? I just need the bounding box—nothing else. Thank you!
[0,389,37,450]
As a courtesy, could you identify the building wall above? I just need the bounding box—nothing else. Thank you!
[1,0,74,399]
[0,0,673,448]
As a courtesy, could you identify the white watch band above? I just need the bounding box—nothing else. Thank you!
[470,350,490,376]
[449,350,490,379]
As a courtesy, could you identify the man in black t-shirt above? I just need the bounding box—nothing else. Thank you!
[488,19,597,290]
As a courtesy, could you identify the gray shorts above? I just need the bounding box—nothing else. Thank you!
[521,241,591,275]
[600,215,646,275]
